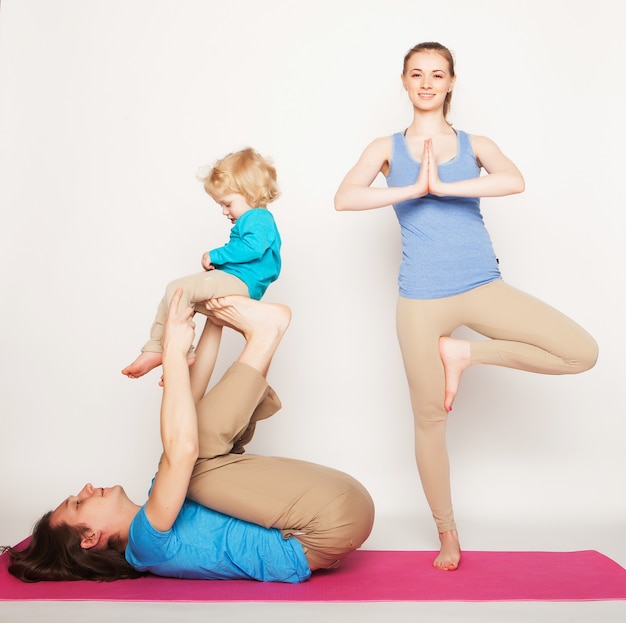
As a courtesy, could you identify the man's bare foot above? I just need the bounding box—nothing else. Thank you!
[205,297,290,338]
[121,351,163,379]
[205,296,291,373]
[438,336,471,412]
[433,529,461,571]
[203,304,234,329]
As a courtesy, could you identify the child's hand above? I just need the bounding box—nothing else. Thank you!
[201,252,215,271]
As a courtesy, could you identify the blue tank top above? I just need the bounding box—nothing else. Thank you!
[385,130,501,299]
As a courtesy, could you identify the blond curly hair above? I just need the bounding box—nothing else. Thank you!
[200,147,280,208]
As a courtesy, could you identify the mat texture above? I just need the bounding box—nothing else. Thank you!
[2,544,626,602]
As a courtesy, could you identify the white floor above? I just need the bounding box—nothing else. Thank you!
[2,515,625,623]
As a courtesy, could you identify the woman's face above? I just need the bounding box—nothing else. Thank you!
[401,50,455,112]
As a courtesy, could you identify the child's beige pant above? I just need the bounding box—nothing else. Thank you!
[142,270,249,353]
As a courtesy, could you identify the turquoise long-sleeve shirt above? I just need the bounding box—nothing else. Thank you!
[209,208,281,300]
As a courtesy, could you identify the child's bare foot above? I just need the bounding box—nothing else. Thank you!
[121,351,163,379]
[438,336,471,412]
[433,529,461,571]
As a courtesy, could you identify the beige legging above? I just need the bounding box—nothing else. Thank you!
[187,362,375,571]
[142,270,249,353]
[396,279,598,533]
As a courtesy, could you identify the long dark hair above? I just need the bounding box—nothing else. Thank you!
[3,511,143,582]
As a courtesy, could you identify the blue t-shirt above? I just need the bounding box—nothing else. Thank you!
[125,498,311,583]
[385,130,501,299]
[209,208,281,300]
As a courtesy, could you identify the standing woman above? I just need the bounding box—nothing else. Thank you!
[334,42,598,571]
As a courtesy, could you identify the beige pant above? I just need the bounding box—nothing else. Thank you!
[142,270,249,353]
[396,279,599,532]
[187,362,375,571]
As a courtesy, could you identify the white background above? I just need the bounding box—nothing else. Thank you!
[1,0,624,563]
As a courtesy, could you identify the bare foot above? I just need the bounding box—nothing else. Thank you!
[438,336,471,412]
[205,296,291,373]
[205,296,291,340]
[121,351,163,379]
[203,305,233,329]
[433,529,461,571]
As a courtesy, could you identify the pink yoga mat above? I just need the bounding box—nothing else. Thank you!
[2,544,626,602]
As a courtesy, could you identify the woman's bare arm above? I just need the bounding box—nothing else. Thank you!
[334,137,429,211]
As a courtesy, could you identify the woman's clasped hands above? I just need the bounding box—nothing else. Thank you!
[412,138,446,199]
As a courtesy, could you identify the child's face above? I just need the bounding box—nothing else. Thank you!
[212,193,254,225]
